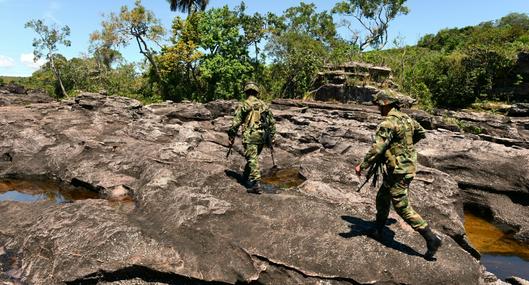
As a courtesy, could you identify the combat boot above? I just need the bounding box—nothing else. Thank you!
[246,180,262,194]
[419,226,442,260]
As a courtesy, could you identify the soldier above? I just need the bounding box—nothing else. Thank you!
[228,82,276,194]
[354,90,442,260]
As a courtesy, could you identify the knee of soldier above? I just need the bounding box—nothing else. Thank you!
[392,194,409,210]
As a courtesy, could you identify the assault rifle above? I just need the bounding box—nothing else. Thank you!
[265,133,277,169]
[226,137,235,158]
[356,132,393,192]
[356,160,383,192]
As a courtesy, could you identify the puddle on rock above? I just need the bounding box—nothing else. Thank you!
[464,211,529,280]
[261,167,306,190]
[0,179,99,204]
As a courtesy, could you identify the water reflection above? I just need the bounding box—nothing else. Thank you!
[261,167,306,189]
[465,211,529,280]
[0,179,99,203]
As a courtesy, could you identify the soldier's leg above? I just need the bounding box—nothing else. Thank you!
[242,144,251,181]
[389,175,428,230]
[375,180,392,226]
[390,175,441,259]
[244,143,261,184]
[368,179,392,239]
[243,161,251,182]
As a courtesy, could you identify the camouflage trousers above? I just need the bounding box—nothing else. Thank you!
[243,143,264,183]
[375,174,428,231]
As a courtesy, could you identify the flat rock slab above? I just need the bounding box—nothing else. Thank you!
[0,93,525,284]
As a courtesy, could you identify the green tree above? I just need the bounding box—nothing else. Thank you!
[159,5,263,101]
[89,20,123,71]
[237,3,268,63]
[167,0,209,14]
[266,3,342,98]
[25,19,71,97]
[93,0,166,95]
[497,12,529,30]
[158,12,204,101]
[332,0,409,51]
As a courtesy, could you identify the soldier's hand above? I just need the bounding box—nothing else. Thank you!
[227,129,236,141]
[228,128,237,140]
[355,164,362,177]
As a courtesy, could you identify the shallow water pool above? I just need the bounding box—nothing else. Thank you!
[464,211,529,280]
[0,179,99,203]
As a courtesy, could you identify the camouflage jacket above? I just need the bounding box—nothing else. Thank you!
[228,96,276,144]
[360,108,426,176]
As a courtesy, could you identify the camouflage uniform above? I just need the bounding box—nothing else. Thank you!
[228,95,276,185]
[360,104,428,231]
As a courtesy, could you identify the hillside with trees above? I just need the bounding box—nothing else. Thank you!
[4,0,529,111]
[354,12,529,110]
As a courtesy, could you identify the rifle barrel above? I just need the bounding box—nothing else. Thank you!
[226,140,234,158]
[270,145,276,167]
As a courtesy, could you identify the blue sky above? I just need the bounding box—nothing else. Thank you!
[1,0,528,76]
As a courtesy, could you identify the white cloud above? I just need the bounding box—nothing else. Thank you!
[0,55,15,68]
[45,1,62,25]
[20,53,46,70]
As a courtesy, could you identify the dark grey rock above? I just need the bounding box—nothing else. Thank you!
[506,276,529,285]
[508,103,529,117]
[2,93,528,284]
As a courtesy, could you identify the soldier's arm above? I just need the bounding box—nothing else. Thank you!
[228,103,247,139]
[360,121,393,171]
[412,119,427,144]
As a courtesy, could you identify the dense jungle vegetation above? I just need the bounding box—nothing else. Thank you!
[2,0,529,111]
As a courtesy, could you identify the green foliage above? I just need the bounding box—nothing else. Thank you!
[158,5,263,102]
[89,20,123,70]
[27,55,145,100]
[196,6,254,101]
[91,0,166,97]
[21,1,529,112]
[355,13,529,110]
[25,19,71,97]
[418,13,529,52]
[266,32,328,98]
[458,121,484,135]
[265,3,344,98]
[332,0,409,50]
[24,19,71,61]
[167,0,209,14]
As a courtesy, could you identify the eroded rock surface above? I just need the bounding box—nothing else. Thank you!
[0,92,527,284]
[0,84,52,106]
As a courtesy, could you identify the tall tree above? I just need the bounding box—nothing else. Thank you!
[266,3,341,97]
[332,0,409,51]
[93,0,166,95]
[158,5,263,101]
[167,0,209,14]
[25,19,71,97]
[89,20,123,70]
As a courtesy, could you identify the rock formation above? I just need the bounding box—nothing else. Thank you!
[0,91,527,284]
[310,61,397,103]
[0,83,53,106]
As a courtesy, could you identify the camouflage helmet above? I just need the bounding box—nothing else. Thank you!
[244,82,260,94]
[372,90,399,106]
[372,90,416,108]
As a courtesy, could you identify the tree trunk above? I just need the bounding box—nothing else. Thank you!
[134,35,168,99]
[49,54,67,97]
